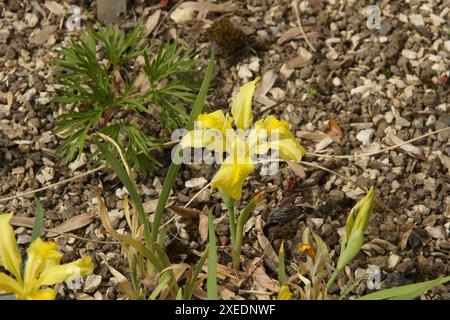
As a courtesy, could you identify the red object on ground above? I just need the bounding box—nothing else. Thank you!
[161,0,170,7]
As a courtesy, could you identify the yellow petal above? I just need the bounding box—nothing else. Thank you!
[264,139,306,162]
[278,284,292,300]
[211,161,254,200]
[231,77,260,131]
[0,214,22,281]
[28,288,57,300]
[37,256,94,287]
[179,129,223,153]
[23,238,62,290]
[262,115,291,134]
[197,110,226,131]
[0,271,23,296]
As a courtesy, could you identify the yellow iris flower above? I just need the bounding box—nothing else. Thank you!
[180,77,306,200]
[0,213,94,300]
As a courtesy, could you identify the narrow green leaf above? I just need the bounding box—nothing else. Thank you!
[151,49,215,242]
[149,271,172,300]
[357,276,450,300]
[278,242,286,286]
[30,197,44,243]
[183,246,209,300]
[96,141,152,247]
[207,211,218,300]
[338,273,368,300]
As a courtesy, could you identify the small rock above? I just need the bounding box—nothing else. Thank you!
[84,275,102,293]
[310,218,324,229]
[429,13,445,26]
[237,65,253,79]
[185,177,207,189]
[401,49,417,60]
[356,128,375,145]
[280,64,294,79]
[269,87,285,100]
[170,7,196,23]
[409,14,424,26]
[388,254,401,269]
[248,57,260,72]
[425,226,443,239]
[413,204,430,216]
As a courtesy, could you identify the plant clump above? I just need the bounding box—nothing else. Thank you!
[208,18,247,56]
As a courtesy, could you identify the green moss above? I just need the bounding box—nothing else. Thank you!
[267,221,299,241]
[208,18,247,56]
[307,87,319,99]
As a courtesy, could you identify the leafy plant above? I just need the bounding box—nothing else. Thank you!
[89,51,215,300]
[54,24,199,174]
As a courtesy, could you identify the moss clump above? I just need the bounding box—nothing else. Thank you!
[208,18,247,56]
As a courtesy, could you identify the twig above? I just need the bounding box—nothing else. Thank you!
[0,165,106,203]
[292,0,316,52]
[307,127,450,160]
[10,222,120,245]
[158,182,212,231]
[298,160,367,192]
[184,182,212,208]
[152,0,186,39]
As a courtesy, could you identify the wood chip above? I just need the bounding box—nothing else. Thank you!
[199,211,208,242]
[30,25,58,45]
[44,1,65,16]
[0,91,14,108]
[287,161,306,179]
[143,197,176,213]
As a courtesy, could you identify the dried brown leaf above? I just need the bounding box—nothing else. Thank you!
[255,216,279,273]
[324,119,344,144]
[384,134,425,160]
[47,213,94,237]
[286,55,312,69]
[168,206,200,219]
[145,9,161,35]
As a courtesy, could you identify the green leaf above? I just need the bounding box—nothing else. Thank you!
[278,242,286,286]
[150,49,215,242]
[30,197,44,243]
[357,276,450,300]
[207,211,218,300]
[183,246,209,300]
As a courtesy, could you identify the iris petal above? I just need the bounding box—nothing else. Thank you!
[231,78,260,131]
[0,214,22,281]
[37,256,94,287]
[0,272,23,296]
[211,161,255,200]
[28,288,57,300]
[23,238,62,291]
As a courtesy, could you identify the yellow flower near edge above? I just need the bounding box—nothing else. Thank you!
[0,213,94,300]
[180,78,306,200]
